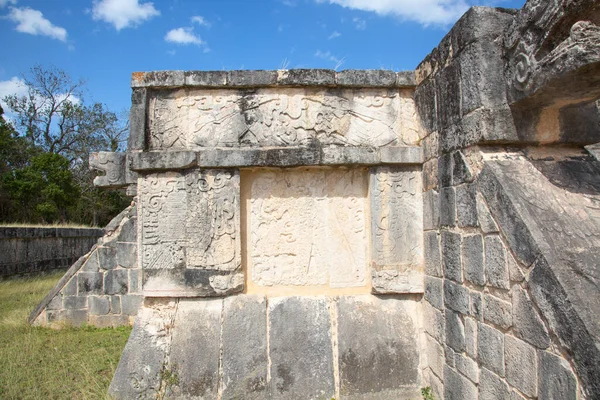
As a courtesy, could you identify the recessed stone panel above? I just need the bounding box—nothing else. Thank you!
[140,169,242,296]
[247,168,368,289]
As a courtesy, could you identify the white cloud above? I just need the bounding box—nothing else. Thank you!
[0,77,27,111]
[0,0,17,8]
[8,7,67,41]
[328,30,341,39]
[92,0,160,31]
[353,17,366,30]
[320,0,471,26]
[165,27,204,45]
[191,15,210,28]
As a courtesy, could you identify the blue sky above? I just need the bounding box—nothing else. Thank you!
[0,0,525,114]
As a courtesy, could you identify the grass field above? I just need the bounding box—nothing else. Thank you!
[0,272,131,399]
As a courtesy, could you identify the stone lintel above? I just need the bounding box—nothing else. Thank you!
[131,69,416,89]
[130,146,423,171]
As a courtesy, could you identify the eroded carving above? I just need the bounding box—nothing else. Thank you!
[90,152,127,188]
[248,168,367,288]
[140,169,241,296]
[148,88,421,150]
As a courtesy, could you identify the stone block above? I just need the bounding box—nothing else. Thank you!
[445,345,455,367]
[424,276,443,310]
[422,132,439,161]
[63,296,87,310]
[505,336,537,397]
[268,297,334,399]
[184,70,227,86]
[337,296,420,398]
[436,61,461,129]
[425,334,444,379]
[396,70,416,87]
[414,78,437,134]
[336,69,397,87]
[424,302,445,343]
[104,270,128,295]
[110,296,121,314]
[168,299,222,399]
[452,151,473,185]
[63,309,88,327]
[442,231,462,282]
[131,70,184,87]
[98,246,117,270]
[444,365,477,400]
[446,310,465,352]
[81,252,100,272]
[227,70,277,86]
[483,294,512,330]
[61,276,77,296]
[507,252,525,282]
[424,232,442,277]
[479,368,510,400]
[88,314,130,328]
[470,291,483,320]
[462,234,485,286]
[116,242,137,268]
[440,187,456,227]
[485,235,509,290]
[478,323,504,377]
[371,270,424,294]
[538,351,578,400]
[46,296,62,310]
[89,296,110,315]
[423,191,440,232]
[121,295,143,316]
[129,269,140,294]
[222,295,268,400]
[108,300,177,399]
[455,353,479,383]
[78,272,103,295]
[423,159,438,191]
[476,193,499,233]
[465,316,478,359]
[444,279,470,315]
[438,152,452,188]
[277,69,335,85]
[456,184,478,227]
[116,217,136,243]
[511,286,550,349]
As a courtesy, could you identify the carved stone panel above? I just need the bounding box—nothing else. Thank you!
[247,168,368,289]
[370,166,423,293]
[148,88,422,150]
[140,169,242,297]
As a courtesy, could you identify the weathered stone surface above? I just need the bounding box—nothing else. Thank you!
[444,279,470,315]
[108,300,177,399]
[476,193,499,233]
[222,295,268,400]
[470,291,483,320]
[446,310,465,352]
[507,252,524,282]
[141,169,242,297]
[104,270,128,295]
[337,296,420,399]
[116,242,137,268]
[505,335,537,397]
[456,184,478,227]
[538,351,578,400]
[121,295,143,315]
[455,353,479,384]
[425,334,444,379]
[483,294,512,330]
[89,296,110,315]
[479,368,510,400]
[462,234,485,286]
[440,187,456,227]
[336,69,397,87]
[423,190,440,231]
[442,231,462,282]
[371,269,423,294]
[110,296,121,314]
[248,168,367,289]
[63,296,87,310]
[465,316,478,359]
[424,276,443,310]
[478,323,504,377]
[89,152,131,188]
[444,365,477,400]
[452,151,473,185]
[511,286,550,349]
[424,231,442,277]
[168,299,222,399]
[268,297,334,399]
[147,87,421,149]
[485,235,510,290]
[78,272,103,295]
[424,302,445,343]
[98,246,117,270]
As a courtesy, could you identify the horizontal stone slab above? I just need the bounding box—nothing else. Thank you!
[130,146,423,171]
[131,69,416,89]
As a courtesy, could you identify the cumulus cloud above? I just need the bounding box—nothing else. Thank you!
[320,0,471,26]
[0,77,27,110]
[191,15,210,28]
[328,30,341,39]
[92,0,160,31]
[165,27,204,45]
[0,0,17,8]
[8,7,67,41]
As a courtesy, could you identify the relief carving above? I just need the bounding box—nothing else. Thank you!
[148,88,419,150]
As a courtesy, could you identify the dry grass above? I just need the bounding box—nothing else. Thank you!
[0,272,131,399]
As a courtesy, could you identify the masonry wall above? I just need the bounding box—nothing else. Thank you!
[0,227,103,277]
[29,203,142,328]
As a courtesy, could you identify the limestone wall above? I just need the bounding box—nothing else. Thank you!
[0,227,103,277]
[29,203,142,328]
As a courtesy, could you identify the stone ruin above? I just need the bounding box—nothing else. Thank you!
[29,0,600,399]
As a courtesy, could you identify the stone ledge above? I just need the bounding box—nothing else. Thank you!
[130,146,423,171]
[131,69,416,89]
